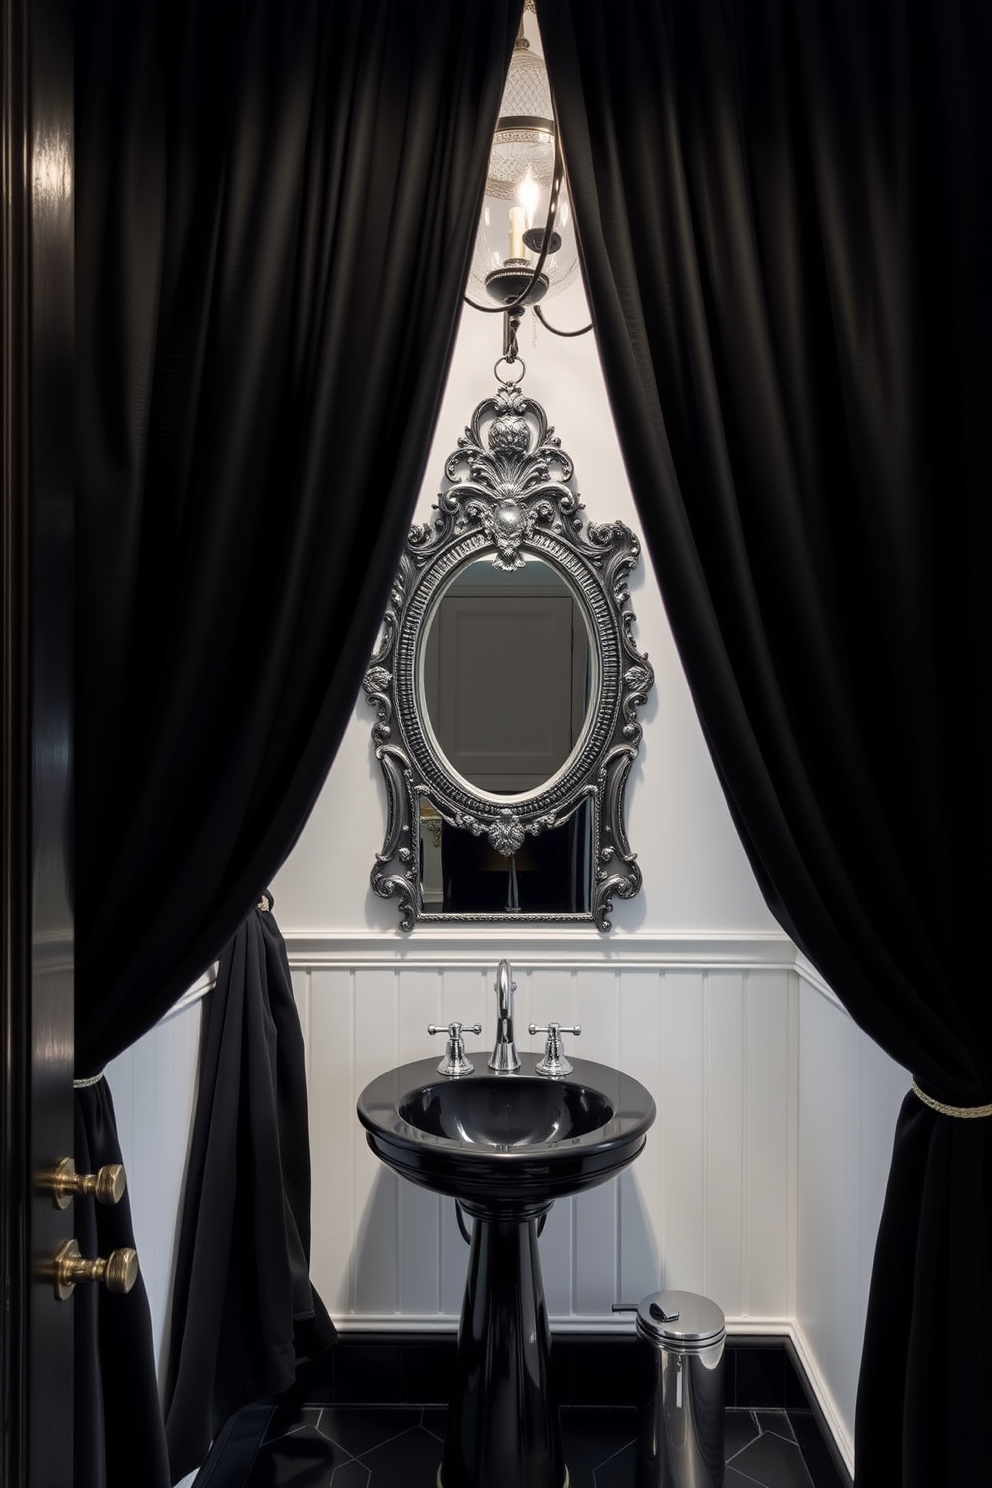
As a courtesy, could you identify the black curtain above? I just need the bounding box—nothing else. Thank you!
[75,2,522,1484]
[538,2,991,1484]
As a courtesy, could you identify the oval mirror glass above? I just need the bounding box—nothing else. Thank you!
[420,555,595,799]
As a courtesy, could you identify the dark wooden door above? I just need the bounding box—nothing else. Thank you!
[2,0,76,1481]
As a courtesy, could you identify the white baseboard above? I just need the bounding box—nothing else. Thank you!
[789,1318,855,1480]
[331,1312,793,1336]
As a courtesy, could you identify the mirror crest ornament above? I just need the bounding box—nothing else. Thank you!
[364,380,653,931]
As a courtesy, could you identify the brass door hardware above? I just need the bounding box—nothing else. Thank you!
[49,1239,139,1301]
[46,1157,126,1209]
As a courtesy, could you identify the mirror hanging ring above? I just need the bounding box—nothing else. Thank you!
[363,368,654,931]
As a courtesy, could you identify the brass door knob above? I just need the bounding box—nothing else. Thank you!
[48,1157,126,1209]
[51,1239,139,1301]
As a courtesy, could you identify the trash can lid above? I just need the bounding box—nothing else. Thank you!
[635,1290,726,1348]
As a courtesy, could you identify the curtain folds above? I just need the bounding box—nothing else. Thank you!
[75,3,522,1484]
[75,0,522,1072]
[538,1,991,1483]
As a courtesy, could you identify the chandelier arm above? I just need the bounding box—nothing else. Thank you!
[533,304,593,337]
[464,294,507,314]
[530,70,590,337]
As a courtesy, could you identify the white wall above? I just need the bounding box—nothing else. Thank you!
[106,981,204,1381]
[793,962,909,1471]
[108,988,205,1488]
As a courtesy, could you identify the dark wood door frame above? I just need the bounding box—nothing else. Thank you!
[2,0,75,1483]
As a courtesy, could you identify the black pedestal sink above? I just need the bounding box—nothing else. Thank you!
[358,1055,656,1488]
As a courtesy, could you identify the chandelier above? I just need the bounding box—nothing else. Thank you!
[465,6,581,322]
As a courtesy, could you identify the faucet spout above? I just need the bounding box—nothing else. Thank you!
[489,959,521,1073]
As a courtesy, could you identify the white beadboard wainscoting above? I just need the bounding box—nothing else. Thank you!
[107,932,910,1480]
[106,991,206,1488]
[295,932,798,1334]
[106,971,208,1383]
[792,956,909,1476]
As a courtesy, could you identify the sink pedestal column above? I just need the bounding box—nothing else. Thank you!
[440,1199,565,1488]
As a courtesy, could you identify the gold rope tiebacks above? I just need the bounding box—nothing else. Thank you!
[73,1070,105,1089]
[912,1080,992,1119]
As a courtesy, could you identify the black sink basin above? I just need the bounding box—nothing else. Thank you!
[358,1055,655,1207]
[400,1075,613,1148]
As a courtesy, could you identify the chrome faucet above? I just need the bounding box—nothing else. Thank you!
[488,959,521,1073]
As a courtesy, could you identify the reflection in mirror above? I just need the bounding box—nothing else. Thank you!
[420,803,593,916]
[421,556,594,797]
[364,379,653,931]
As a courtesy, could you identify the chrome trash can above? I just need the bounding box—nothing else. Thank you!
[635,1290,726,1488]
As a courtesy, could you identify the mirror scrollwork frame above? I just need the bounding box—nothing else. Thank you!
[363,381,654,932]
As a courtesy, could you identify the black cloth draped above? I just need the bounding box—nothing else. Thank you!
[164,899,331,1482]
[538,1,991,1483]
[74,2,522,1484]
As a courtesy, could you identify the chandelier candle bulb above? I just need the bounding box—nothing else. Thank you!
[508,205,526,262]
[518,167,541,228]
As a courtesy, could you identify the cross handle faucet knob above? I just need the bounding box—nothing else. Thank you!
[428,1021,483,1039]
[529,1021,581,1077]
[428,1021,482,1078]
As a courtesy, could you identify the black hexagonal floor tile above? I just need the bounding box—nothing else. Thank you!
[357,1425,443,1487]
[243,1424,338,1487]
[729,1429,816,1488]
[316,1407,421,1460]
[215,1398,838,1488]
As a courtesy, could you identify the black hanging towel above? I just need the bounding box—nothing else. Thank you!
[164,897,336,1482]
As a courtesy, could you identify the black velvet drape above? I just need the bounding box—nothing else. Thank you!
[75,3,521,1484]
[538,1,991,1483]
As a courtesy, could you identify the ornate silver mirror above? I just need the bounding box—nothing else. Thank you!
[364,379,653,931]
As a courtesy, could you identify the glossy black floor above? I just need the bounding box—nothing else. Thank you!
[192,1339,848,1488]
[196,1402,839,1488]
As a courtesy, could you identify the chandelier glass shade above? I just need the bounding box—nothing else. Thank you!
[466,25,580,309]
